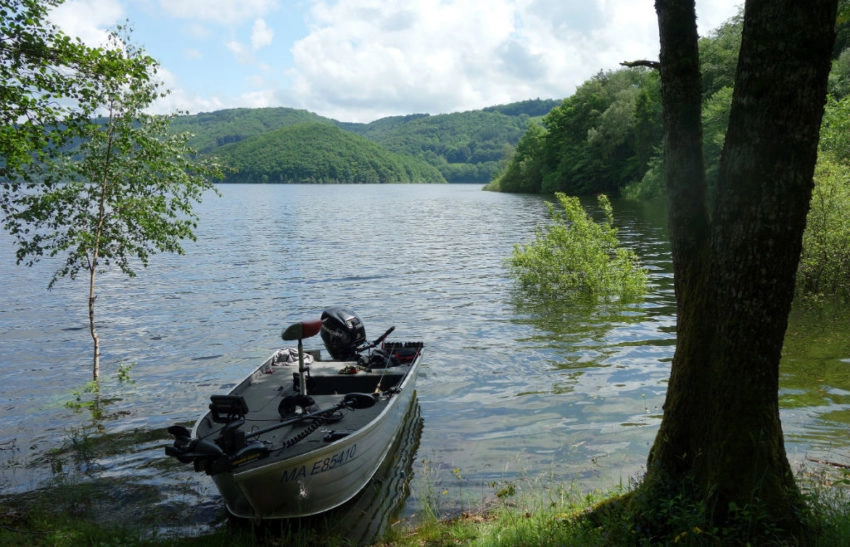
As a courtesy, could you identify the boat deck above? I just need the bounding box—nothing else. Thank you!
[192,346,418,469]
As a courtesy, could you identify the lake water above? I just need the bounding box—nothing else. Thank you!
[1,184,849,536]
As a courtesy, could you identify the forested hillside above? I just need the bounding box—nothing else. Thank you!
[489,67,664,196]
[170,107,336,153]
[172,99,559,183]
[487,4,850,199]
[213,123,445,184]
[345,100,558,182]
[486,65,664,196]
[341,98,559,182]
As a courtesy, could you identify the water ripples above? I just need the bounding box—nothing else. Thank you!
[1,184,848,523]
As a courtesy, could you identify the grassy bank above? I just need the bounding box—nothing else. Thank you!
[3,462,850,546]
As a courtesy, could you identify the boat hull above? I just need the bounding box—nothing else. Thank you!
[213,365,418,518]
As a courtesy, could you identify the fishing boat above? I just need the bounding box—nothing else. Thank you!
[165,307,423,519]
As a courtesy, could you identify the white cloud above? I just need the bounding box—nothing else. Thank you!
[290,0,525,121]
[283,0,744,122]
[226,40,251,64]
[288,0,644,121]
[697,1,744,35]
[45,0,746,121]
[147,67,223,114]
[240,89,278,107]
[48,0,123,46]
[183,48,203,61]
[251,18,274,49]
[149,64,275,115]
[157,0,278,25]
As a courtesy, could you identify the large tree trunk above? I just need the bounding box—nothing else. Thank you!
[635,0,838,539]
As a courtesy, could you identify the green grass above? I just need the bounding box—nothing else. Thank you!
[3,463,850,546]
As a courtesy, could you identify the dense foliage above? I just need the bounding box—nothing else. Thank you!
[0,0,98,184]
[488,69,663,195]
[212,123,445,183]
[508,193,647,301]
[798,95,850,300]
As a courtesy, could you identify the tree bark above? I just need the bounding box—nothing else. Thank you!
[646,0,713,487]
[89,284,100,383]
[635,0,838,539]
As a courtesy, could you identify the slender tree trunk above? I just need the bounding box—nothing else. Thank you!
[88,102,117,383]
[89,268,100,382]
[90,181,106,383]
[632,0,839,539]
[644,0,714,487]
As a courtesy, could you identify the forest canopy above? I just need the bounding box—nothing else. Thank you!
[212,123,446,184]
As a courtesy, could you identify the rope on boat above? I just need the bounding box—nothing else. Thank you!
[278,403,346,451]
[280,417,326,449]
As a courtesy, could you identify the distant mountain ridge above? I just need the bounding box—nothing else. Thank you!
[170,98,561,183]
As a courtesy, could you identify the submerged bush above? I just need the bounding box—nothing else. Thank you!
[509,193,647,301]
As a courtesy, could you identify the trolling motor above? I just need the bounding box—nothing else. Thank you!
[165,399,270,475]
[165,424,223,469]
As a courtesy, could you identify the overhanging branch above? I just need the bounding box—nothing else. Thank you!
[621,60,660,70]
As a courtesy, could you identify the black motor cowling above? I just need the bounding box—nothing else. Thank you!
[320,307,366,360]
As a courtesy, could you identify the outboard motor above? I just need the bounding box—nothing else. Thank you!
[320,307,366,360]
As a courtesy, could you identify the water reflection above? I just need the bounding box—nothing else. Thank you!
[7,399,423,545]
[781,303,850,466]
[189,400,423,544]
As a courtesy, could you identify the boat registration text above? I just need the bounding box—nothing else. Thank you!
[280,444,358,482]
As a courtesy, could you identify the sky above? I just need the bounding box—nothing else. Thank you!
[48,0,743,123]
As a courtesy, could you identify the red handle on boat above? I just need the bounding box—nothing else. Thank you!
[281,319,323,341]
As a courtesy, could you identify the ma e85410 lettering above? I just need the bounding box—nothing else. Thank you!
[280,444,358,482]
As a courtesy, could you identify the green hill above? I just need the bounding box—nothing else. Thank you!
[213,123,446,183]
[173,99,560,183]
[347,104,557,182]
[339,99,560,182]
[170,107,336,153]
